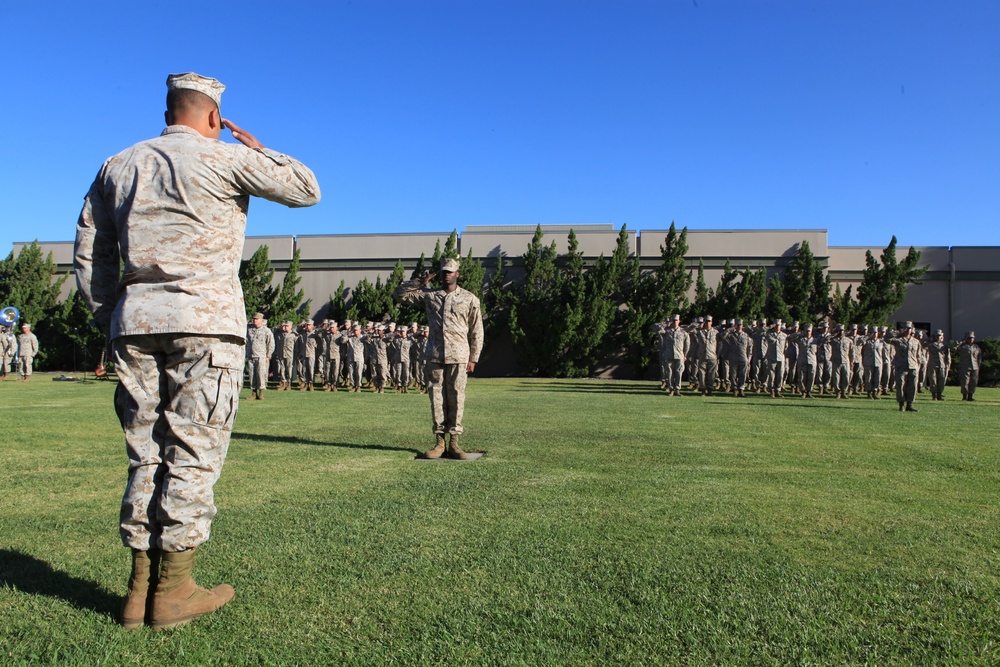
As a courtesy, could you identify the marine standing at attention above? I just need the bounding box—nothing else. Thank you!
[395,258,484,459]
[16,322,39,381]
[246,312,275,400]
[74,72,320,630]
[887,322,921,412]
[955,332,982,401]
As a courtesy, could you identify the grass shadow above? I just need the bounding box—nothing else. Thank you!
[516,381,663,395]
[0,549,119,619]
[231,431,420,455]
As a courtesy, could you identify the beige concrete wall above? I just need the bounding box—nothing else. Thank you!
[461,224,633,260]
[954,281,1000,340]
[244,236,295,261]
[953,246,1000,272]
[674,229,827,261]
[12,241,75,265]
[297,232,452,261]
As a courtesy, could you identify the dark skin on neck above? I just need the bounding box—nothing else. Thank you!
[419,270,475,373]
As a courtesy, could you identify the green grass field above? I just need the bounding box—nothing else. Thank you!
[1,376,998,666]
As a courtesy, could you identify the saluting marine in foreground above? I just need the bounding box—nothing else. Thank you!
[74,72,320,630]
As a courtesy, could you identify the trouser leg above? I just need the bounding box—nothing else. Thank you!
[700,360,716,392]
[733,360,748,392]
[114,334,241,552]
[801,364,816,394]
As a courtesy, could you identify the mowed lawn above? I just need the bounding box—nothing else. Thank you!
[1,376,998,666]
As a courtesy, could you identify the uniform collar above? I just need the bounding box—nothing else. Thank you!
[161,125,208,138]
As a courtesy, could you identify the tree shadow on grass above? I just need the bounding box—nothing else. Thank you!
[515,381,663,395]
[231,431,420,455]
[704,399,878,410]
[0,549,119,619]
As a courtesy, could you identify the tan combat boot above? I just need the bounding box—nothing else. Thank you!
[149,549,234,631]
[120,548,161,629]
[425,434,446,459]
[257,390,264,401]
[446,434,470,460]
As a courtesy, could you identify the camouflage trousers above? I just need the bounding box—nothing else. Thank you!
[372,360,387,390]
[664,359,684,391]
[894,367,917,406]
[249,356,268,391]
[817,360,833,389]
[729,358,748,391]
[959,366,979,398]
[112,334,242,552]
[18,355,34,376]
[277,354,295,383]
[426,361,467,435]
[326,355,341,385]
[698,359,717,392]
[767,359,785,392]
[833,362,851,394]
[863,363,882,393]
[346,360,362,388]
[395,359,410,387]
[797,362,816,393]
[297,355,315,385]
[927,364,947,396]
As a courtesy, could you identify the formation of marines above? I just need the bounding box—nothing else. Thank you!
[252,317,432,397]
[651,317,984,410]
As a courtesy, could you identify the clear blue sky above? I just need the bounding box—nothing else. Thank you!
[1,0,997,253]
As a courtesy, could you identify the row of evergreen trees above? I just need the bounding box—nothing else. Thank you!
[0,227,931,377]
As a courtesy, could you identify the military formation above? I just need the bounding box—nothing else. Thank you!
[650,317,984,410]
[252,317,433,397]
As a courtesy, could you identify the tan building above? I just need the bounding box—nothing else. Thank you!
[13,226,999,343]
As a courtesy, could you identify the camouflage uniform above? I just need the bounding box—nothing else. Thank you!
[924,333,951,399]
[815,327,833,393]
[862,333,886,398]
[276,325,298,388]
[393,334,413,390]
[17,329,39,378]
[246,321,275,393]
[956,338,981,400]
[881,341,895,393]
[692,322,718,395]
[649,320,689,393]
[887,328,921,410]
[324,327,344,390]
[848,330,864,393]
[411,328,429,390]
[369,329,390,392]
[344,330,366,390]
[74,115,319,551]
[295,324,320,389]
[395,279,483,435]
[723,326,751,394]
[765,326,788,395]
[750,324,770,390]
[830,329,854,397]
[789,328,817,397]
[0,328,12,378]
